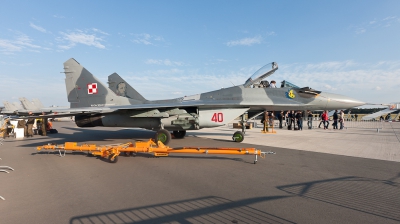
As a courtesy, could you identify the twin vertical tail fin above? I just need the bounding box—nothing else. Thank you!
[63,58,121,108]
[19,97,39,111]
[63,58,146,108]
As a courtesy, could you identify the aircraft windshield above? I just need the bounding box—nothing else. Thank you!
[280,80,299,88]
[243,62,278,88]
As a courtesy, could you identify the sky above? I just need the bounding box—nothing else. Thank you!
[0,0,399,108]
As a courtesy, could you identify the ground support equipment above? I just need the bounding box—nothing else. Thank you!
[36,139,273,164]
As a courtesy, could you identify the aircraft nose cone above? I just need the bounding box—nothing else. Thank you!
[323,93,365,109]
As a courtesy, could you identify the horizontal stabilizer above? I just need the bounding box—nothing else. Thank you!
[361,108,399,120]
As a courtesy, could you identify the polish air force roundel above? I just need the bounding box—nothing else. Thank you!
[87,83,98,94]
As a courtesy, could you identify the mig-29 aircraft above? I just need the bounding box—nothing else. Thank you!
[56,58,364,144]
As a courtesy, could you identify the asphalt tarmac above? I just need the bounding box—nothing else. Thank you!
[0,121,399,224]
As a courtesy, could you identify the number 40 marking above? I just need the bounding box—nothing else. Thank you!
[211,113,224,122]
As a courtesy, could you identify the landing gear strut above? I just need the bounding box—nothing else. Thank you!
[232,113,246,142]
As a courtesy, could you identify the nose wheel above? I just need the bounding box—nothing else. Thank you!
[232,131,244,142]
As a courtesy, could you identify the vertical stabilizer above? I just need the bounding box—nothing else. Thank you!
[32,98,45,108]
[3,101,18,111]
[63,58,139,108]
[12,102,24,110]
[108,72,147,102]
[20,97,39,110]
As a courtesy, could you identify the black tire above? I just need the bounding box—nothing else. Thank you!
[173,130,186,139]
[124,152,132,157]
[155,129,171,145]
[232,131,244,142]
[108,154,118,163]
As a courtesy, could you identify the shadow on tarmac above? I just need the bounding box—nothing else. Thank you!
[277,176,400,222]
[69,195,295,224]
[69,174,400,223]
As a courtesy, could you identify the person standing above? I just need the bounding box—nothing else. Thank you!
[339,110,345,130]
[296,111,303,130]
[322,110,329,130]
[278,111,283,129]
[284,111,288,127]
[332,110,338,129]
[355,114,358,121]
[268,111,274,128]
[262,111,269,132]
[39,112,48,136]
[26,111,35,137]
[318,113,324,128]
[17,119,27,137]
[307,111,313,129]
[287,111,293,130]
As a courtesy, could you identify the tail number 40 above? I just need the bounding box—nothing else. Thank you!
[211,113,224,122]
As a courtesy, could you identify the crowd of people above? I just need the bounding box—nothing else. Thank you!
[318,110,345,130]
[261,110,350,131]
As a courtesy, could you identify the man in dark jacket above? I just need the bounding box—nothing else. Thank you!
[296,111,303,130]
[332,110,338,129]
[277,111,283,129]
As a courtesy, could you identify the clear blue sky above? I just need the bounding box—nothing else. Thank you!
[1,0,399,107]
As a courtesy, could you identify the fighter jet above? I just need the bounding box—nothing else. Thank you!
[56,58,364,144]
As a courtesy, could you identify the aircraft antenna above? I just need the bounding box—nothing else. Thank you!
[230,81,236,86]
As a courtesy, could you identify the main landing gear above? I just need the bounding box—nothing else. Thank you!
[154,130,187,145]
[173,130,186,139]
[155,129,171,145]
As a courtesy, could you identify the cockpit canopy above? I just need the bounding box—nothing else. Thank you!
[243,62,321,95]
[243,62,278,88]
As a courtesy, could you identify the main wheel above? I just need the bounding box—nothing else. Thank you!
[232,131,244,142]
[155,129,171,145]
[108,154,118,163]
[173,130,186,139]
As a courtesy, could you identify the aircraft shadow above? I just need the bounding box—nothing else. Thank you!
[69,195,294,224]
[277,175,400,222]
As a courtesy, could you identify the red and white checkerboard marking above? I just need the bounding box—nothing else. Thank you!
[87,83,98,94]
